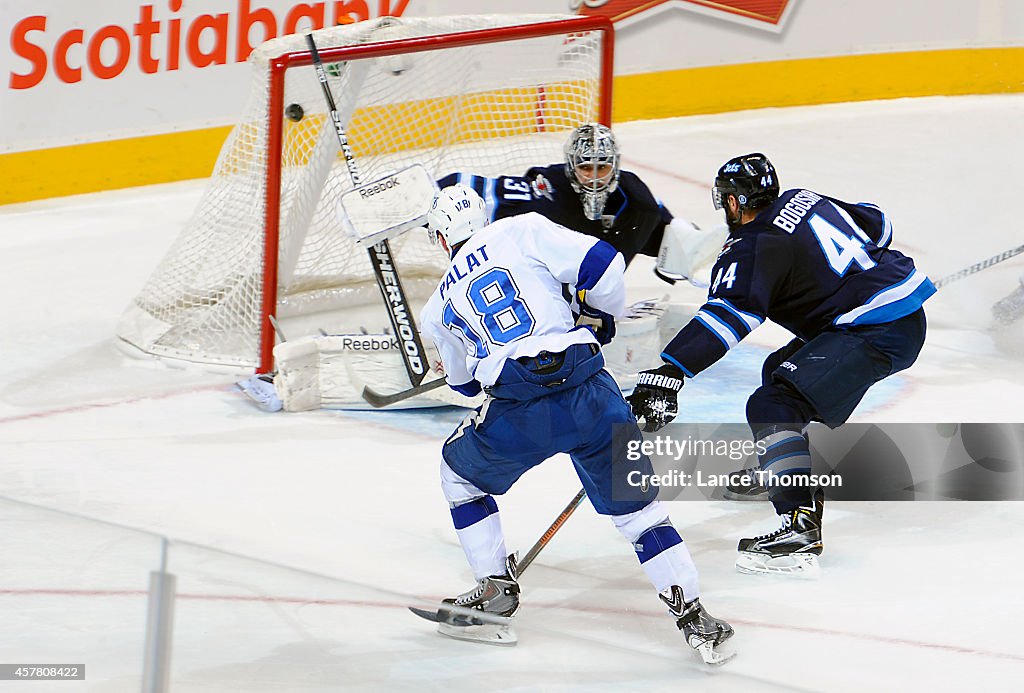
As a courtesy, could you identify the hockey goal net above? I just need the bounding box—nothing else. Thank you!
[118,14,613,372]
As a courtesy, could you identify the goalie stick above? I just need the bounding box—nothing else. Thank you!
[409,488,587,623]
[305,33,430,389]
[933,242,1024,288]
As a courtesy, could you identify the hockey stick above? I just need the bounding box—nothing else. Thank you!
[934,242,1024,288]
[409,487,588,623]
[517,487,588,573]
[362,377,448,408]
[305,33,430,388]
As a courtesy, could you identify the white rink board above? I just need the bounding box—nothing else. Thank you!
[4,1,1024,152]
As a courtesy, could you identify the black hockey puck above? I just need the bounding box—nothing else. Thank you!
[285,103,304,122]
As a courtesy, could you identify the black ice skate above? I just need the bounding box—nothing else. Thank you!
[660,586,735,665]
[435,554,520,645]
[736,492,823,576]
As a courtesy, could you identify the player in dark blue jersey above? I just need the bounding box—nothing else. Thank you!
[438,124,723,284]
[628,153,936,575]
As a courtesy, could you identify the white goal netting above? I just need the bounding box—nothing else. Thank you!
[118,14,611,371]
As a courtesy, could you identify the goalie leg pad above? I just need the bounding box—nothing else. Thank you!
[273,334,483,411]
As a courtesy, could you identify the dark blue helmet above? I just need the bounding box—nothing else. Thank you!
[713,153,779,211]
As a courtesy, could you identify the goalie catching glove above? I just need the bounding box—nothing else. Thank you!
[627,363,685,432]
[655,219,728,288]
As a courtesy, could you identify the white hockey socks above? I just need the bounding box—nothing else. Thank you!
[450,496,508,581]
[441,461,508,580]
[613,502,701,599]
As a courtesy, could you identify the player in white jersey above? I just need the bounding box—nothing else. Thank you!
[416,184,733,664]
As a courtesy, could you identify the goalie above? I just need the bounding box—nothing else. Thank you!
[239,125,725,412]
[439,123,725,287]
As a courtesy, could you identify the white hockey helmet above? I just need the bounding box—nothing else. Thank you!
[426,183,488,252]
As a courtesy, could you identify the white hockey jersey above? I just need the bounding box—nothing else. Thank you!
[420,212,626,390]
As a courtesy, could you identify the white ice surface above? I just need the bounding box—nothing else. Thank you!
[1,95,1023,691]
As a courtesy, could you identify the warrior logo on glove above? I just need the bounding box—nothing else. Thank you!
[627,363,685,432]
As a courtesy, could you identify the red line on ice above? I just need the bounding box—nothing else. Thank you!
[0,384,231,425]
[4,587,1020,663]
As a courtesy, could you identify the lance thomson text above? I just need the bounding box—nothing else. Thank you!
[626,469,844,491]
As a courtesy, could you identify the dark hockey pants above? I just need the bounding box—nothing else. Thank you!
[745,309,927,512]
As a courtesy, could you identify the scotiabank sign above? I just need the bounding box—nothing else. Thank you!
[7,1,411,90]
[571,0,795,31]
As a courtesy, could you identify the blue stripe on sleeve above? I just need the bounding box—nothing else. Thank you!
[694,314,737,350]
[703,304,751,341]
[451,380,482,397]
[577,240,618,291]
[708,298,764,331]
[661,352,695,377]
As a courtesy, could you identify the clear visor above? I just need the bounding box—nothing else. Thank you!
[712,186,725,210]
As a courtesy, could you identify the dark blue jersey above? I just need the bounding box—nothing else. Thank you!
[438,165,673,266]
[662,188,936,377]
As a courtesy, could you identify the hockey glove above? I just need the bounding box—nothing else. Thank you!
[627,363,685,432]
[575,303,616,346]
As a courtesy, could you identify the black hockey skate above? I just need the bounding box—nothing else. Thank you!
[723,464,768,501]
[660,586,735,665]
[434,554,520,645]
[736,492,823,576]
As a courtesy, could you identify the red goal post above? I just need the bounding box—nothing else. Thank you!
[118,14,615,373]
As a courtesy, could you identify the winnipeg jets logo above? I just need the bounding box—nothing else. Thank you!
[531,174,555,201]
[717,237,742,259]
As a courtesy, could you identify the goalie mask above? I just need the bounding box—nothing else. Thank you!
[565,123,621,221]
[426,184,488,253]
